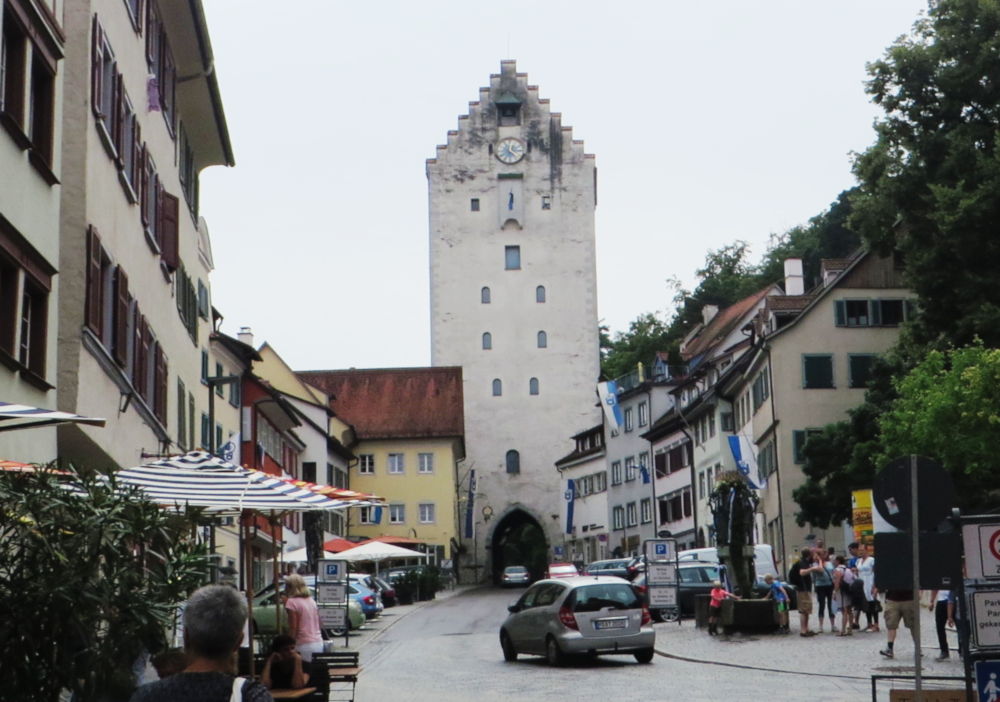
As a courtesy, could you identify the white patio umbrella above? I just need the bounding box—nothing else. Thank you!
[335,540,429,577]
[0,401,105,433]
[276,546,339,562]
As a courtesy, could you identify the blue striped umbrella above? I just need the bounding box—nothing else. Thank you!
[116,450,350,513]
[0,401,105,433]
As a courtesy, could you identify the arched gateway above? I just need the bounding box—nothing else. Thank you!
[489,508,548,584]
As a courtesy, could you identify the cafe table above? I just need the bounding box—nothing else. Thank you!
[268,686,317,700]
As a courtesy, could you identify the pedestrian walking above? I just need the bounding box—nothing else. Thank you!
[764,574,791,633]
[708,581,740,636]
[129,585,273,702]
[283,574,324,662]
[879,589,918,659]
[929,589,954,661]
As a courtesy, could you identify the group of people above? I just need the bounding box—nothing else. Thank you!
[129,573,326,701]
[747,540,957,662]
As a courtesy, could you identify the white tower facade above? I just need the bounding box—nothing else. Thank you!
[428,61,600,580]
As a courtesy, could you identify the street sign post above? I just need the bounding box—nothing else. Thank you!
[643,539,679,624]
[974,661,1000,702]
[317,559,350,645]
[317,559,348,583]
[972,592,1000,649]
[964,525,1000,581]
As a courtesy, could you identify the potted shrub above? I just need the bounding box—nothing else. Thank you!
[417,566,442,601]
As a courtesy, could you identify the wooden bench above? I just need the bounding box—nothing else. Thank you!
[311,651,361,702]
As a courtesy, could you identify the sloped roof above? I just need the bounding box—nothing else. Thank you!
[680,286,775,362]
[820,258,852,271]
[296,367,464,440]
[766,295,814,312]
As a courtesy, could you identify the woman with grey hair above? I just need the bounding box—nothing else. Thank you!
[130,585,273,701]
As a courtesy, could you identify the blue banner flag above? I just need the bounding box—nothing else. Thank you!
[564,479,576,535]
[372,506,383,524]
[728,434,762,489]
[597,381,624,429]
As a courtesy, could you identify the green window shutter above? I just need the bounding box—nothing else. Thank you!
[792,430,805,464]
[870,299,882,326]
[834,300,846,327]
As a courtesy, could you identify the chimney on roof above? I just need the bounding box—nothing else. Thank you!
[238,326,253,347]
[784,258,804,296]
[702,305,719,325]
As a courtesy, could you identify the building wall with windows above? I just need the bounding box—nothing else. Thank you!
[55,0,232,469]
[346,437,462,561]
[0,0,65,462]
[751,253,911,569]
[427,61,601,575]
[556,424,607,565]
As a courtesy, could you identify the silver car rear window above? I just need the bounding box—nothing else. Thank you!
[569,583,641,612]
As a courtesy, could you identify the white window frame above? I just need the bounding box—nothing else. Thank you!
[612,506,624,530]
[418,452,434,474]
[389,503,405,524]
[611,461,622,485]
[624,456,636,482]
[626,502,638,527]
[419,503,436,524]
[359,454,375,474]
[388,453,405,474]
[359,506,374,524]
[640,498,652,524]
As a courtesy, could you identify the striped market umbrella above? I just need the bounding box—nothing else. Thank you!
[115,450,351,513]
[282,477,382,505]
[0,401,105,433]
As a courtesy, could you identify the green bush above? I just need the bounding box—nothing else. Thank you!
[0,468,209,702]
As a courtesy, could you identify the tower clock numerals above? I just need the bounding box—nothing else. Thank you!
[495,137,525,164]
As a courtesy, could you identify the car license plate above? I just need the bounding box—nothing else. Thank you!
[594,618,627,630]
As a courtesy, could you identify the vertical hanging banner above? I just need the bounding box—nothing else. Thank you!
[565,479,576,535]
[464,470,476,538]
[728,434,762,489]
[597,381,624,429]
[852,489,874,552]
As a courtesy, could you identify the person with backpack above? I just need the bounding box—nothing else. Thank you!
[832,555,856,636]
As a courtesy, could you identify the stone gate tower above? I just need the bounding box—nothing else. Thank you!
[427,61,600,581]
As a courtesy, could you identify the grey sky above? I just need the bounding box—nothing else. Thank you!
[198,1,928,371]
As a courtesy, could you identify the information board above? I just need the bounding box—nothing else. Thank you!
[648,586,677,607]
[317,583,346,604]
[318,606,346,629]
[647,563,677,585]
[972,591,1000,648]
[317,559,348,583]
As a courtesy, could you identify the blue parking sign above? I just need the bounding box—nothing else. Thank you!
[975,660,1000,701]
[655,544,667,556]
[325,563,340,577]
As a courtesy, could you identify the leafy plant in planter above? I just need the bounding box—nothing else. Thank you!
[417,565,442,600]
[394,571,418,604]
[0,467,209,702]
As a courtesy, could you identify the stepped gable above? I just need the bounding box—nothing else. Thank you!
[296,367,464,440]
[426,60,592,179]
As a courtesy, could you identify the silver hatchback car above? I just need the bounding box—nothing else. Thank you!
[499,575,655,665]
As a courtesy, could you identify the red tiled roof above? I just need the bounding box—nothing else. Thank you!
[766,295,814,312]
[323,538,359,553]
[296,367,464,440]
[680,286,774,361]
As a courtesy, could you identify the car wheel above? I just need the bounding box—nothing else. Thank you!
[651,608,665,623]
[500,630,517,662]
[634,647,655,664]
[663,606,680,623]
[328,626,347,637]
[545,636,565,667]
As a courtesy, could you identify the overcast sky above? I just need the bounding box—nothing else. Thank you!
[198,0,929,371]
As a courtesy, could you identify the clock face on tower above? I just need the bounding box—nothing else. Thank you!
[495,137,525,164]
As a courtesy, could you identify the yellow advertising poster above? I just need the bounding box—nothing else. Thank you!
[852,489,875,553]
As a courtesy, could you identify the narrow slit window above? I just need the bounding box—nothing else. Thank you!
[481,286,491,304]
[492,378,502,396]
[536,285,545,303]
[529,377,539,395]
[482,332,492,350]
[537,331,547,348]
[470,198,480,212]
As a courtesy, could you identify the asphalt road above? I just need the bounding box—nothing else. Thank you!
[353,587,969,702]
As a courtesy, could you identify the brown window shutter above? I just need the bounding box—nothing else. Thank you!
[131,120,142,187]
[139,146,149,227]
[113,266,129,367]
[91,16,103,119]
[145,3,158,67]
[114,74,126,159]
[154,344,167,423]
[135,314,150,399]
[131,304,142,384]
[85,226,104,336]
[159,190,179,270]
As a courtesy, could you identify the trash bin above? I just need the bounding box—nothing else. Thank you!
[695,594,711,629]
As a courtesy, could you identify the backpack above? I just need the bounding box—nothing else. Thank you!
[787,562,803,589]
[850,576,866,600]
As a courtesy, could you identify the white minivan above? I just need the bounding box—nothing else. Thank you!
[677,544,779,583]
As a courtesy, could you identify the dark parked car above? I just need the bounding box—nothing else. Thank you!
[583,558,632,579]
[632,562,797,621]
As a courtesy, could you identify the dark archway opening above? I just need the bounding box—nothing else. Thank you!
[490,509,548,584]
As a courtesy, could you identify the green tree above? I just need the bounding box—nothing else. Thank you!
[876,343,1000,510]
[0,468,208,702]
[851,0,1000,348]
[600,312,674,380]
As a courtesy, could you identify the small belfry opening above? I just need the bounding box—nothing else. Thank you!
[495,91,521,126]
[490,508,548,583]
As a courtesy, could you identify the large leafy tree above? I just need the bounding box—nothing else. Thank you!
[851,0,1000,348]
[876,343,1000,510]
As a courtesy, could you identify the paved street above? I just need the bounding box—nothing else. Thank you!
[346,587,969,702]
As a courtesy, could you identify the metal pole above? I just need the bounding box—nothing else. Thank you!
[910,455,922,701]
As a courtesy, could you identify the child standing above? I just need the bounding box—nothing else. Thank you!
[708,580,741,636]
[764,574,791,633]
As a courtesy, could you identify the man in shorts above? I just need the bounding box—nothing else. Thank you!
[880,589,917,658]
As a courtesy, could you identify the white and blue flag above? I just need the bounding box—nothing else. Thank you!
[728,434,763,489]
[597,381,624,429]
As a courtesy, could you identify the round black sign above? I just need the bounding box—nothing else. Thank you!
[872,456,954,531]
